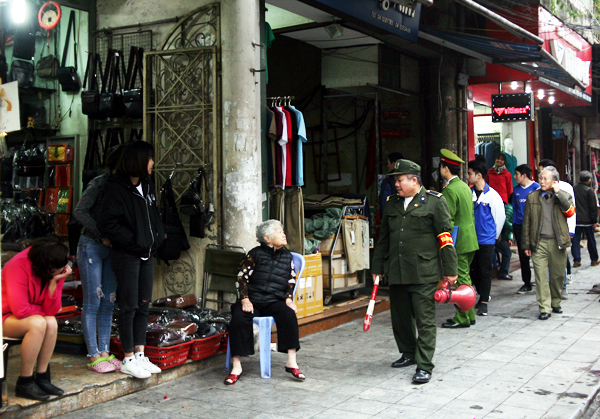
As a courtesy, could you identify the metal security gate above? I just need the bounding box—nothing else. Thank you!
[143,4,221,296]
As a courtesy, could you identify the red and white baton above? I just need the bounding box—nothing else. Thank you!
[363,275,380,331]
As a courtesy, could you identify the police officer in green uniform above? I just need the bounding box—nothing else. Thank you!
[372,159,458,384]
[440,149,479,328]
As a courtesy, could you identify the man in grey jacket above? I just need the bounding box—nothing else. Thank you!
[522,166,575,320]
[572,171,599,267]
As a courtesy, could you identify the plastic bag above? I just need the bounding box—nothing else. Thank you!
[145,328,186,347]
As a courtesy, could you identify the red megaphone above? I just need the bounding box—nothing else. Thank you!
[434,281,477,312]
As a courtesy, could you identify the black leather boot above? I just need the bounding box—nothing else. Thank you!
[15,375,50,401]
[35,368,64,396]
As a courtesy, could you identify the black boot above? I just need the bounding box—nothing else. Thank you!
[35,368,64,396]
[15,375,50,401]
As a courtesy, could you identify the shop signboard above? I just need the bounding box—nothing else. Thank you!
[492,93,533,123]
[307,0,421,42]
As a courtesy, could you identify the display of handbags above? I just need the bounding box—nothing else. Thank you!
[98,49,126,118]
[57,10,81,92]
[81,53,104,119]
[36,31,59,78]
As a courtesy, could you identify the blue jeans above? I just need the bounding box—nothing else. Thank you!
[495,239,512,277]
[572,226,599,263]
[78,235,117,357]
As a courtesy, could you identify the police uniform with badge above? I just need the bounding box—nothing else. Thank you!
[372,159,458,384]
[440,149,479,328]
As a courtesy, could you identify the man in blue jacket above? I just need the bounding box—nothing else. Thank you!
[467,160,505,316]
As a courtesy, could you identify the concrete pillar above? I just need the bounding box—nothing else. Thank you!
[220,0,262,250]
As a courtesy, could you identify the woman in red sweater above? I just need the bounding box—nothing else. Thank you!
[2,236,71,401]
[486,153,513,203]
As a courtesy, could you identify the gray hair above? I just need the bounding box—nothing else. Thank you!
[256,220,283,244]
[541,166,560,182]
[406,174,422,185]
[579,170,592,183]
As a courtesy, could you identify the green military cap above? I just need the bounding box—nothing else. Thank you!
[440,148,465,166]
[389,159,420,176]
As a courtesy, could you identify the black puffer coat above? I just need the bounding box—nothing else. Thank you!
[247,244,292,304]
[97,173,165,258]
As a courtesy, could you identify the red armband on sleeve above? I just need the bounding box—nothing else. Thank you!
[562,206,575,218]
[437,232,454,249]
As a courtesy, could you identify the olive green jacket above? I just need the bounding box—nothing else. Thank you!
[442,177,479,254]
[372,186,458,285]
[522,189,574,252]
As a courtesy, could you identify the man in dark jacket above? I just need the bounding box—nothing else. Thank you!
[572,171,599,267]
[522,166,575,320]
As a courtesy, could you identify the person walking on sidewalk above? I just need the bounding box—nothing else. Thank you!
[512,164,540,294]
[372,159,458,384]
[522,166,575,320]
[467,160,505,317]
[538,159,575,299]
[439,149,478,329]
[572,171,599,267]
[98,141,165,379]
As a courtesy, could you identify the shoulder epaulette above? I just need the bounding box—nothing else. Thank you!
[387,194,399,202]
[426,190,443,198]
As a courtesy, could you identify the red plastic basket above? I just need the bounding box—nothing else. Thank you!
[219,332,229,353]
[109,338,192,366]
[189,333,224,361]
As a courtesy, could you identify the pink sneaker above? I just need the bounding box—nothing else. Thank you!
[87,357,117,373]
[107,354,122,370]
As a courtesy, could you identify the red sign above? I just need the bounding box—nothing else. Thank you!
[493,105,530,116]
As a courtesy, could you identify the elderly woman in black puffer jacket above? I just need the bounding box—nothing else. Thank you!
[224,220,305,385]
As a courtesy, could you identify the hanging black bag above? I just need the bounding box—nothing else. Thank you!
[12,25,36,60]
[180,167,206,216]
[9,59,35,89]
[36,31,60,78]
[98,49,126,117]
[82,129,105,191]
[14,131,46,177]
[81,53,105,119]
[57,10,81,92]
[157,177,190,264]
[123,46,144,119]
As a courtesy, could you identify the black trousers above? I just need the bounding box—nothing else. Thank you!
[513,224,532,287]
[229,300,300,357]
[470,244,495,304]
[111,251,154,353]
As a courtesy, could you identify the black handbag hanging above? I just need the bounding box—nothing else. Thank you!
[98,49,126,118]
[9,59,35,89]
[57,10,81,92]
[36,31,60,78]
[12,24,36,60]
[81,53,105,119]
[82,129,106,191]
[123,46,144,119]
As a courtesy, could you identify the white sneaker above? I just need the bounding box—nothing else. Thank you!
[120,358,151,379]
[137,356,162,374]
[567,274,574,285]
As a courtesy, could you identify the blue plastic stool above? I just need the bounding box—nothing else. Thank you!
[225,252,305,378]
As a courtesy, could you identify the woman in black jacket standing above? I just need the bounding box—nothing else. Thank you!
[97,140,165,379]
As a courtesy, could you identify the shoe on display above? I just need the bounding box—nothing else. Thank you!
[120,358,151,379]
[516,285,533,294]
[137,356,162,374]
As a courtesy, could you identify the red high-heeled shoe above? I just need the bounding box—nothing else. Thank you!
[285,367,305,381]
[224,372,241,385]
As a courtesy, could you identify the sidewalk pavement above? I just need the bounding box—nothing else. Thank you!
[56,245,600,419]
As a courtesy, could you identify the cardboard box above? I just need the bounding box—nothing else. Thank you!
[300,254,323,317]
[319,234,344,255]
[322,257,359,289]
[294,277,306,319]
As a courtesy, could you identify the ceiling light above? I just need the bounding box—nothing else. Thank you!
[525,84,532,94]
[537,89,545,100]
[324,23,343,39]
[10,0,28,24]
[511,81,518,90]
[548,96,555,104]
